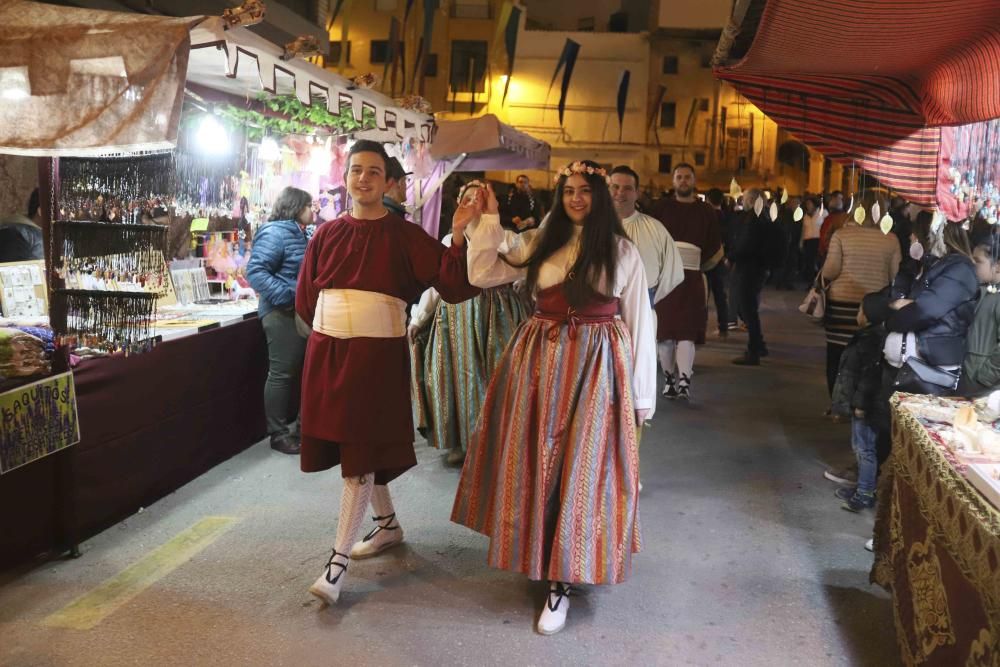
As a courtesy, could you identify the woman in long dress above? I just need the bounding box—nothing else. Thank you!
[409,181,534,464]
[451,162,656,635]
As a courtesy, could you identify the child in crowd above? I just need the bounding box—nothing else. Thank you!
[830,297,886,512]
[960,227,1000,395]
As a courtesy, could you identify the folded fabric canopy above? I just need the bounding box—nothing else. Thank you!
[714,0,1000,207]
[430,114,550,171]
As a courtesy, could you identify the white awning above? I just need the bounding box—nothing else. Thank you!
[430,114,550,170]
[187,17,434,143]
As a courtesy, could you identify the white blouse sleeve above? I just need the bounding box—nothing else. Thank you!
[409,286,440,330]
[653,227,685,304]
[618,241,656,418]
[467,213,534,288]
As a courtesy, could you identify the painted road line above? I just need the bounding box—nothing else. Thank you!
[43,516,238,631]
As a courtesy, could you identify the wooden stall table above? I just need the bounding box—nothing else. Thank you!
[0,312,267,570]
[871,393,1000,665]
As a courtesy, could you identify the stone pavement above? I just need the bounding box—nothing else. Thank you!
[0,289,900,666]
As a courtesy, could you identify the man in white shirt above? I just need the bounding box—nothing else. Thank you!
[610,166,684,308]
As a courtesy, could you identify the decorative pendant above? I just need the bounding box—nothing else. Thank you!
[793,206,804,222]
[753,197,764,217]
[768,202,778,221]
[879,214,894,235]
[780,189,788,204]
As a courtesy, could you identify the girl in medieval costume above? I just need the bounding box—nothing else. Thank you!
[409,180,535,464]
[451,161,656,635]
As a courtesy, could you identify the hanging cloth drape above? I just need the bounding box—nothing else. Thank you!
[0,0,202,156]
[714,0,1000,206]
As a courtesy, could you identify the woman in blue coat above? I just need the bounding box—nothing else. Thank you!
[247,187,311,454]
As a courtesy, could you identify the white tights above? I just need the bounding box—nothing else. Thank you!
[657,340,696,379]
[333,478,398,558]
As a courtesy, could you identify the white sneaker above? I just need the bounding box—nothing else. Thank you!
[864,538,874,552]
[350,514,404,559]
[308,549,349,605]
[537,582,571,635]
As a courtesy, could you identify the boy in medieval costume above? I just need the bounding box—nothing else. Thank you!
[297,140,479,605]
[451,161,656,635]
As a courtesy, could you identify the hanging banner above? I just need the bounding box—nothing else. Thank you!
[550,39,580,126]
[383,16,401,96]
[501,6,522,106]
[491,1,513,60]
[616,69,631,141]
[417,0,440,95]
[647,84,666,144]
[0,372,80,475]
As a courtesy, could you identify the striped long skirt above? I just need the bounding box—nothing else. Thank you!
[421,284,533,451]
[451,316,642,585]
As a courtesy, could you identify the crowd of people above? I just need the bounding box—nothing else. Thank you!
[242,141,1000,636]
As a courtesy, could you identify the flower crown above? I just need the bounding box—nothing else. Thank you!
[458,179,487,202]
[556,161,611,184]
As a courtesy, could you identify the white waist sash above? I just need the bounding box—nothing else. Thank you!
[313,289,407,339]
[676,241,702,271]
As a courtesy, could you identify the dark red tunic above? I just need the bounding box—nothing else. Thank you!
[295,212,479,482]
[650,198,722,343]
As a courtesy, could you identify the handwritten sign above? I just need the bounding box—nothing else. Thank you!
[0,372,80,474]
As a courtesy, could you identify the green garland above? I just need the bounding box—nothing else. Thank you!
[215,93,376,142]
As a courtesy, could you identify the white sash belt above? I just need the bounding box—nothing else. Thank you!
[676,241,702,271]
[313,289,407,339]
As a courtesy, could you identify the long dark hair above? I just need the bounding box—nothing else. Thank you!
[269,186,312,222]
[508,160,626,306]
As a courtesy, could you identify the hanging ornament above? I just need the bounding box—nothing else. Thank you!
[729,177,741,199]
[932,210,946,233]
[764,191,772,200]
[753,197,764,217]
[853,206,866,224]
[768,202,778,221]
[793,206,804,222]
[846,195,854,214]
[879,214,894,235]
[871,202,881,224]
[780,189,789,204]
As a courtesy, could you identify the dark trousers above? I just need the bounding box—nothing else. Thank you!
[706,263,729,333]
[801,239,819,283]
[728,264,742,324]
[826,341,847,397]
[735,265,767,355]
[261,309,307,438]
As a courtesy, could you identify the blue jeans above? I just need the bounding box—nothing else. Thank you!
[851,415,878,495]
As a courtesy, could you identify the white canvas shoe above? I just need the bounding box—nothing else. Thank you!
[308,549,349,606]
[350,514,404,559]
[537,582,571,635]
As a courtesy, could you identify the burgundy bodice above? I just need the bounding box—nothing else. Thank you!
[533,283,620,340]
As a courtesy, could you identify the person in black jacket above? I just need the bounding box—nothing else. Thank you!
[871,211,978,460]
[730,189,778,365]
[830,297,886,512]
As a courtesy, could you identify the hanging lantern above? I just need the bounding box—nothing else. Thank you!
[729,177,741,199]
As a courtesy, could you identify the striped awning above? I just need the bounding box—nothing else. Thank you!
[714,0,1000,206]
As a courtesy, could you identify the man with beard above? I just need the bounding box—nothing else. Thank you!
[500,174,543,232]
[649,164,723,399]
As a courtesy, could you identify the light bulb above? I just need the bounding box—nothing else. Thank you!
[196,114,230,155]
[259,136,280,161]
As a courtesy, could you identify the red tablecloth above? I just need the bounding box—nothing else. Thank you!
[0,319,267,569]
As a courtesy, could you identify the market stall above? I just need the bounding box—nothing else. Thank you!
[872,394,1000,665]
[0,1,434,569]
